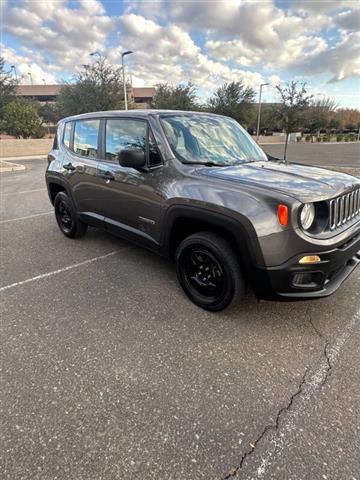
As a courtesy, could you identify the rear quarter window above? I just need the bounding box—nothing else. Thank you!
[73,119,100,159]
[63,122,72,148]
[54,123,64,150]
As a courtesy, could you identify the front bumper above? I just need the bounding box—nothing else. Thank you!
[253,231,360,300]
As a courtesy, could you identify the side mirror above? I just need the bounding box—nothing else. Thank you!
[118,149,146,169]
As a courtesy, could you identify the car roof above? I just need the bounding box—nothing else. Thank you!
[60,109,222,123]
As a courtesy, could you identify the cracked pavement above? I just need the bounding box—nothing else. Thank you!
[1,153,360,480]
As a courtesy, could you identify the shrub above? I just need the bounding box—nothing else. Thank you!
[32,125,46,138]
[1,99,43,138]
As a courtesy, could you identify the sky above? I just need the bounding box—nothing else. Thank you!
[1,0,360,107]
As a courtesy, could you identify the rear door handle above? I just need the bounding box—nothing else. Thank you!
[101,171,115,181]
[63,162,75,171]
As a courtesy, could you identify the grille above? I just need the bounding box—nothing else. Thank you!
[329,188,360,231]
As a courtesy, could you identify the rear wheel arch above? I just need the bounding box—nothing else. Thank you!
[48,182,66,205]
[47,178,76,207]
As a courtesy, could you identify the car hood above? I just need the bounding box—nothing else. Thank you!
[196,161,360,202]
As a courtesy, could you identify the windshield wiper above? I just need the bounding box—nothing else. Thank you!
[182,161,228,167]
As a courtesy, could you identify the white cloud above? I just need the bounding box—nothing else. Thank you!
[297,32,360,82]
[291,0,360,14]
[206,34,328,71]
[4,0,114,73]
[2,0,359,106]
[334,9,360,31]
[116,13,266,92]
[1,45,57,84]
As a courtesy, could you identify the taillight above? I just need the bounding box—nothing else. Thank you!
[277,204,289,226]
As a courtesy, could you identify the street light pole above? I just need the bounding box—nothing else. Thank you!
[121,51,133,110]
[28,72,33,85]
[90,51,102,59]
[256,82,269,142]
[10,65,18,81]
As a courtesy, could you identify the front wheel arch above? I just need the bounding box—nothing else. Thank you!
[163,205,264,267]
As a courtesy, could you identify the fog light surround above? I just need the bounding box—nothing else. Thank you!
[292,271,324,288]
[299,255,321,264]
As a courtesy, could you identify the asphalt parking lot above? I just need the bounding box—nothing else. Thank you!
[263,141,360,169]
[1,144,359,480]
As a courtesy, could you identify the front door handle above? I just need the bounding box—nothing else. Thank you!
[101,171,115,181]
[63,162,75,171]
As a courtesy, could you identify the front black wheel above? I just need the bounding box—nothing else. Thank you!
[54,191,87,238]
[175,232,245,311]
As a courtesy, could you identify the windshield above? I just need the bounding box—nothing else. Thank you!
[160,114,268,166]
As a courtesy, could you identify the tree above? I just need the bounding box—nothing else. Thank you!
[334,108,360,131]
[57,57,125,117]
[1,98,44,138]
[303,109,328,137]
[152,82,199,110]
[328,117,341,132]
[0,56,18,117]
[207,81,256,127]
[248,103,282,133]
[37,102,61,125]
[273,81,312,160]
[303,97,337,138]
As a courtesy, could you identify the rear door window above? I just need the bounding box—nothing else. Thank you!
[73,119,100,159]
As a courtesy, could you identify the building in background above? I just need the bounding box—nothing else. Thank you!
[16,85,155,108]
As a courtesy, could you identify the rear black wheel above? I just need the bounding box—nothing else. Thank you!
[54,191,87,238]
[175,232,245,311]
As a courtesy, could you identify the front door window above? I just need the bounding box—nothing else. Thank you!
[105,119,146,163]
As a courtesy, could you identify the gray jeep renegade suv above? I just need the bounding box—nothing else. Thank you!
[46,110,360,310]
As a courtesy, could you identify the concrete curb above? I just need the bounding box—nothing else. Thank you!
[0,155,47,161]
[0,161,26,173]
[298,141,360,145]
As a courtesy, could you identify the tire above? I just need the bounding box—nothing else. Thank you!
[175,231,245,311]
[54,191,87,239]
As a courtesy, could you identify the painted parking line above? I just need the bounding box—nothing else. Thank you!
[0,249,123,293]
[241,306,360,479]
[1,188,47,196]
[0,211,53,224]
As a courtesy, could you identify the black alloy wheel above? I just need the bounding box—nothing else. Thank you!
[176,232,245,311]
[54,191,87,238]
[57,199,73,234]
[180,247,227,302]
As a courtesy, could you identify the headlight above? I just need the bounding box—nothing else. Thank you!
[300,203,315,230]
